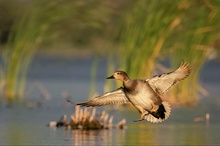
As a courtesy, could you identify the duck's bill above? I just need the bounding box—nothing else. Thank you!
[106,75,115,79]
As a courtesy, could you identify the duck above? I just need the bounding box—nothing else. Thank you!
[72,61,192,123]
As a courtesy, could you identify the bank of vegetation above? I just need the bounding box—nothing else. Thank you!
[0,0,220,106]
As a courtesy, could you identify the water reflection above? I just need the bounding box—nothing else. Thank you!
[123,124,220,145]
[70,129,125,146]
[65,124,220,145]
[1,120,220,145]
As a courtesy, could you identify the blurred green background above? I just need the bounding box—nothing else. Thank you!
[1,1,220,145]
[0,0,220,106]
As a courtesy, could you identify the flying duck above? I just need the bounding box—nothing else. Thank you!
[72,61,192,123]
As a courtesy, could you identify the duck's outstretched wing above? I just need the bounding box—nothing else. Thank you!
[147,61,192,95]
[75,87,130,107]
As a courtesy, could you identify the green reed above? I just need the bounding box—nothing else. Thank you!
[168,0,220,105]
[2,0,112,100]
[89,57,98,99]
[2,1,76,100]
[117,0,181,77]
[112,0,220,106]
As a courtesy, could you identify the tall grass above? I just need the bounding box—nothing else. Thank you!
[2,0,110,100]
[168,0,220,105]
[2,1,68,99]
[113,0,220,106]
[117,0,182,77]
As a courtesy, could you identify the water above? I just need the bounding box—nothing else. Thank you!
[1,106,220,145]
[1,107,220,145]
[0,56,220,145]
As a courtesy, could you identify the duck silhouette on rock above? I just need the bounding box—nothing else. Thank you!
[72,61,192,123]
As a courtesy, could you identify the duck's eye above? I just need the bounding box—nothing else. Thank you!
[117,72,120,75]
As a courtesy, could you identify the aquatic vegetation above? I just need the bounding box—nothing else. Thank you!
[2,0,111,100]
[49,106,126,130]
[2,1,65,99]
[110,0,220,106]
[1,0,220,106]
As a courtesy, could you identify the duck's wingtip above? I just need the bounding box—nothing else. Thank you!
[66,99,75,104]
[66,98,92,107]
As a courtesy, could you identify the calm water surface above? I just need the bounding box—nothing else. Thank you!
[0,57,220,145]
[1,109,220,146]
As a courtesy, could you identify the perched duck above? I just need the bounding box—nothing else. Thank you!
[74,61,192,123]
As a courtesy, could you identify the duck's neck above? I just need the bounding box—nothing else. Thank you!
[123,79,135,89]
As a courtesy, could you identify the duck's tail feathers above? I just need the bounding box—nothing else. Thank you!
[145,101,171,123]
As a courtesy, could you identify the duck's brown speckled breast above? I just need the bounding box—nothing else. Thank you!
[124,79,162,112]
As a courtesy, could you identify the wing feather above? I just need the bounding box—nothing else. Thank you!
[76,87,129,107]
[147,61,192,95]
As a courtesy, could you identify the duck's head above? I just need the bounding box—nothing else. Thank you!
[106,71,129,82]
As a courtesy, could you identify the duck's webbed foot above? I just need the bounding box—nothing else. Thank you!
[133,112,146,122]
[133,118,144,122]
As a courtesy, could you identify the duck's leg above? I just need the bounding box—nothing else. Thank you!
[149,104,161,119]
[133,114,145,122]
[133,111,148,122]
[133,119,144,122]
[150,104,158,113]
